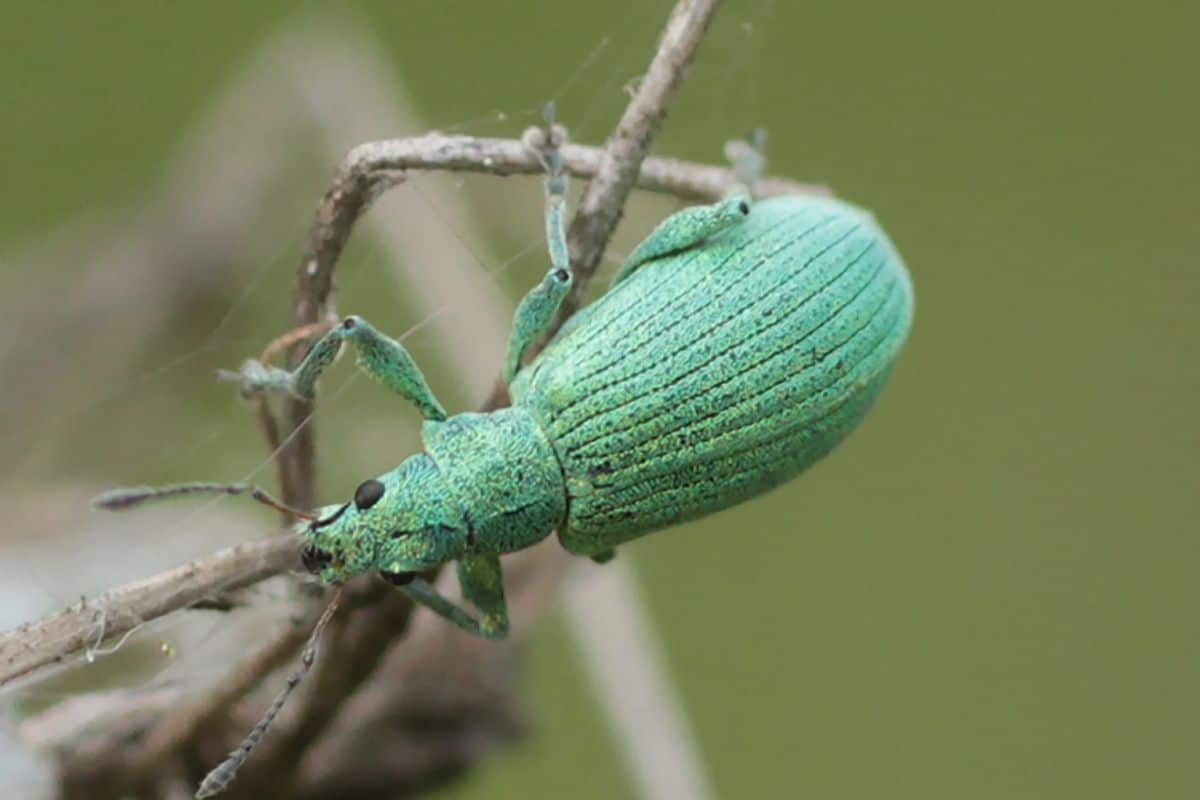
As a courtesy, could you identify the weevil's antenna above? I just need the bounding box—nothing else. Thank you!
[93,482,318,521]
[195,588,343,799]
[311,501,351,530]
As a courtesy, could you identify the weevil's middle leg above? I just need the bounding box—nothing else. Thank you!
[504,105,575,383]
[228,315,447,421]
[386,553,510,640]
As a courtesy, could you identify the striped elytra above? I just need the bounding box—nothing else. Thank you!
[513,194,914,555]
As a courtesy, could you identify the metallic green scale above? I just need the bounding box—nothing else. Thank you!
[121,143,913,641]
[513,195,912,554]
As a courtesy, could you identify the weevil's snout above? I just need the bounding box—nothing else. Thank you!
[298,464,467,584]
[297,500,358,582]
[301,543,333,574]
[299,480,396,582]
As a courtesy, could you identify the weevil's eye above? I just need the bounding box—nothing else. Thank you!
[738,200,749,215]
[301,544,333,574]
[552,268,570,283]
[354,479,386,510]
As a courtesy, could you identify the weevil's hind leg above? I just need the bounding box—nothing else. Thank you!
[504,105,575,383]
[391,553,510,640]
[610,194,751,287]
[609,131,766,288]
[227,316,447,420]
[556,524,622,562]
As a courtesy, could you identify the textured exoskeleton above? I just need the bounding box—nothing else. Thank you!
[208,136,914,639]
[515,194,913,556]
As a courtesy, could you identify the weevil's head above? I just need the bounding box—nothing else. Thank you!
[299,454,467,585]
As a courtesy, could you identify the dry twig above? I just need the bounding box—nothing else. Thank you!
[0,535,299,688]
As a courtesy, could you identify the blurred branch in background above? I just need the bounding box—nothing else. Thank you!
[565,560,715,800]
[0,1,822,797]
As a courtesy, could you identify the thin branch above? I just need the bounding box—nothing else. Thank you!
[564,561,714,800]
[279,169,405,511]
[338,134,822,204]
[566,0,728,299]
[0,535,300,688]
[253,395,293,526]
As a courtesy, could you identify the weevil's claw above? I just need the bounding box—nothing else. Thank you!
[522,105,569,178]
[218,359,298,399]
[521,126,550,171]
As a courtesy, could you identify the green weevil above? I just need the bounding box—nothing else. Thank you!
[102,128,913,642]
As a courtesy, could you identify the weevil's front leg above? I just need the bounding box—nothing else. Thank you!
[504,112,574,383]
[391,553,510,640]
[230,316,446,420]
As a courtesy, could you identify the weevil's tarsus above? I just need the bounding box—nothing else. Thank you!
[93,482,317,521]
[218,359,296,398]
[724,127,768,197]
[610,193,752,287]
[195,589,342,799]
[506,112,574,382]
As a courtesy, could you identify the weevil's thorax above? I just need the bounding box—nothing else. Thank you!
[302,407,565,584]
[420,406,566,555]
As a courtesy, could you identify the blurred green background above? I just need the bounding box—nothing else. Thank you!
[2,1,1196,798]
